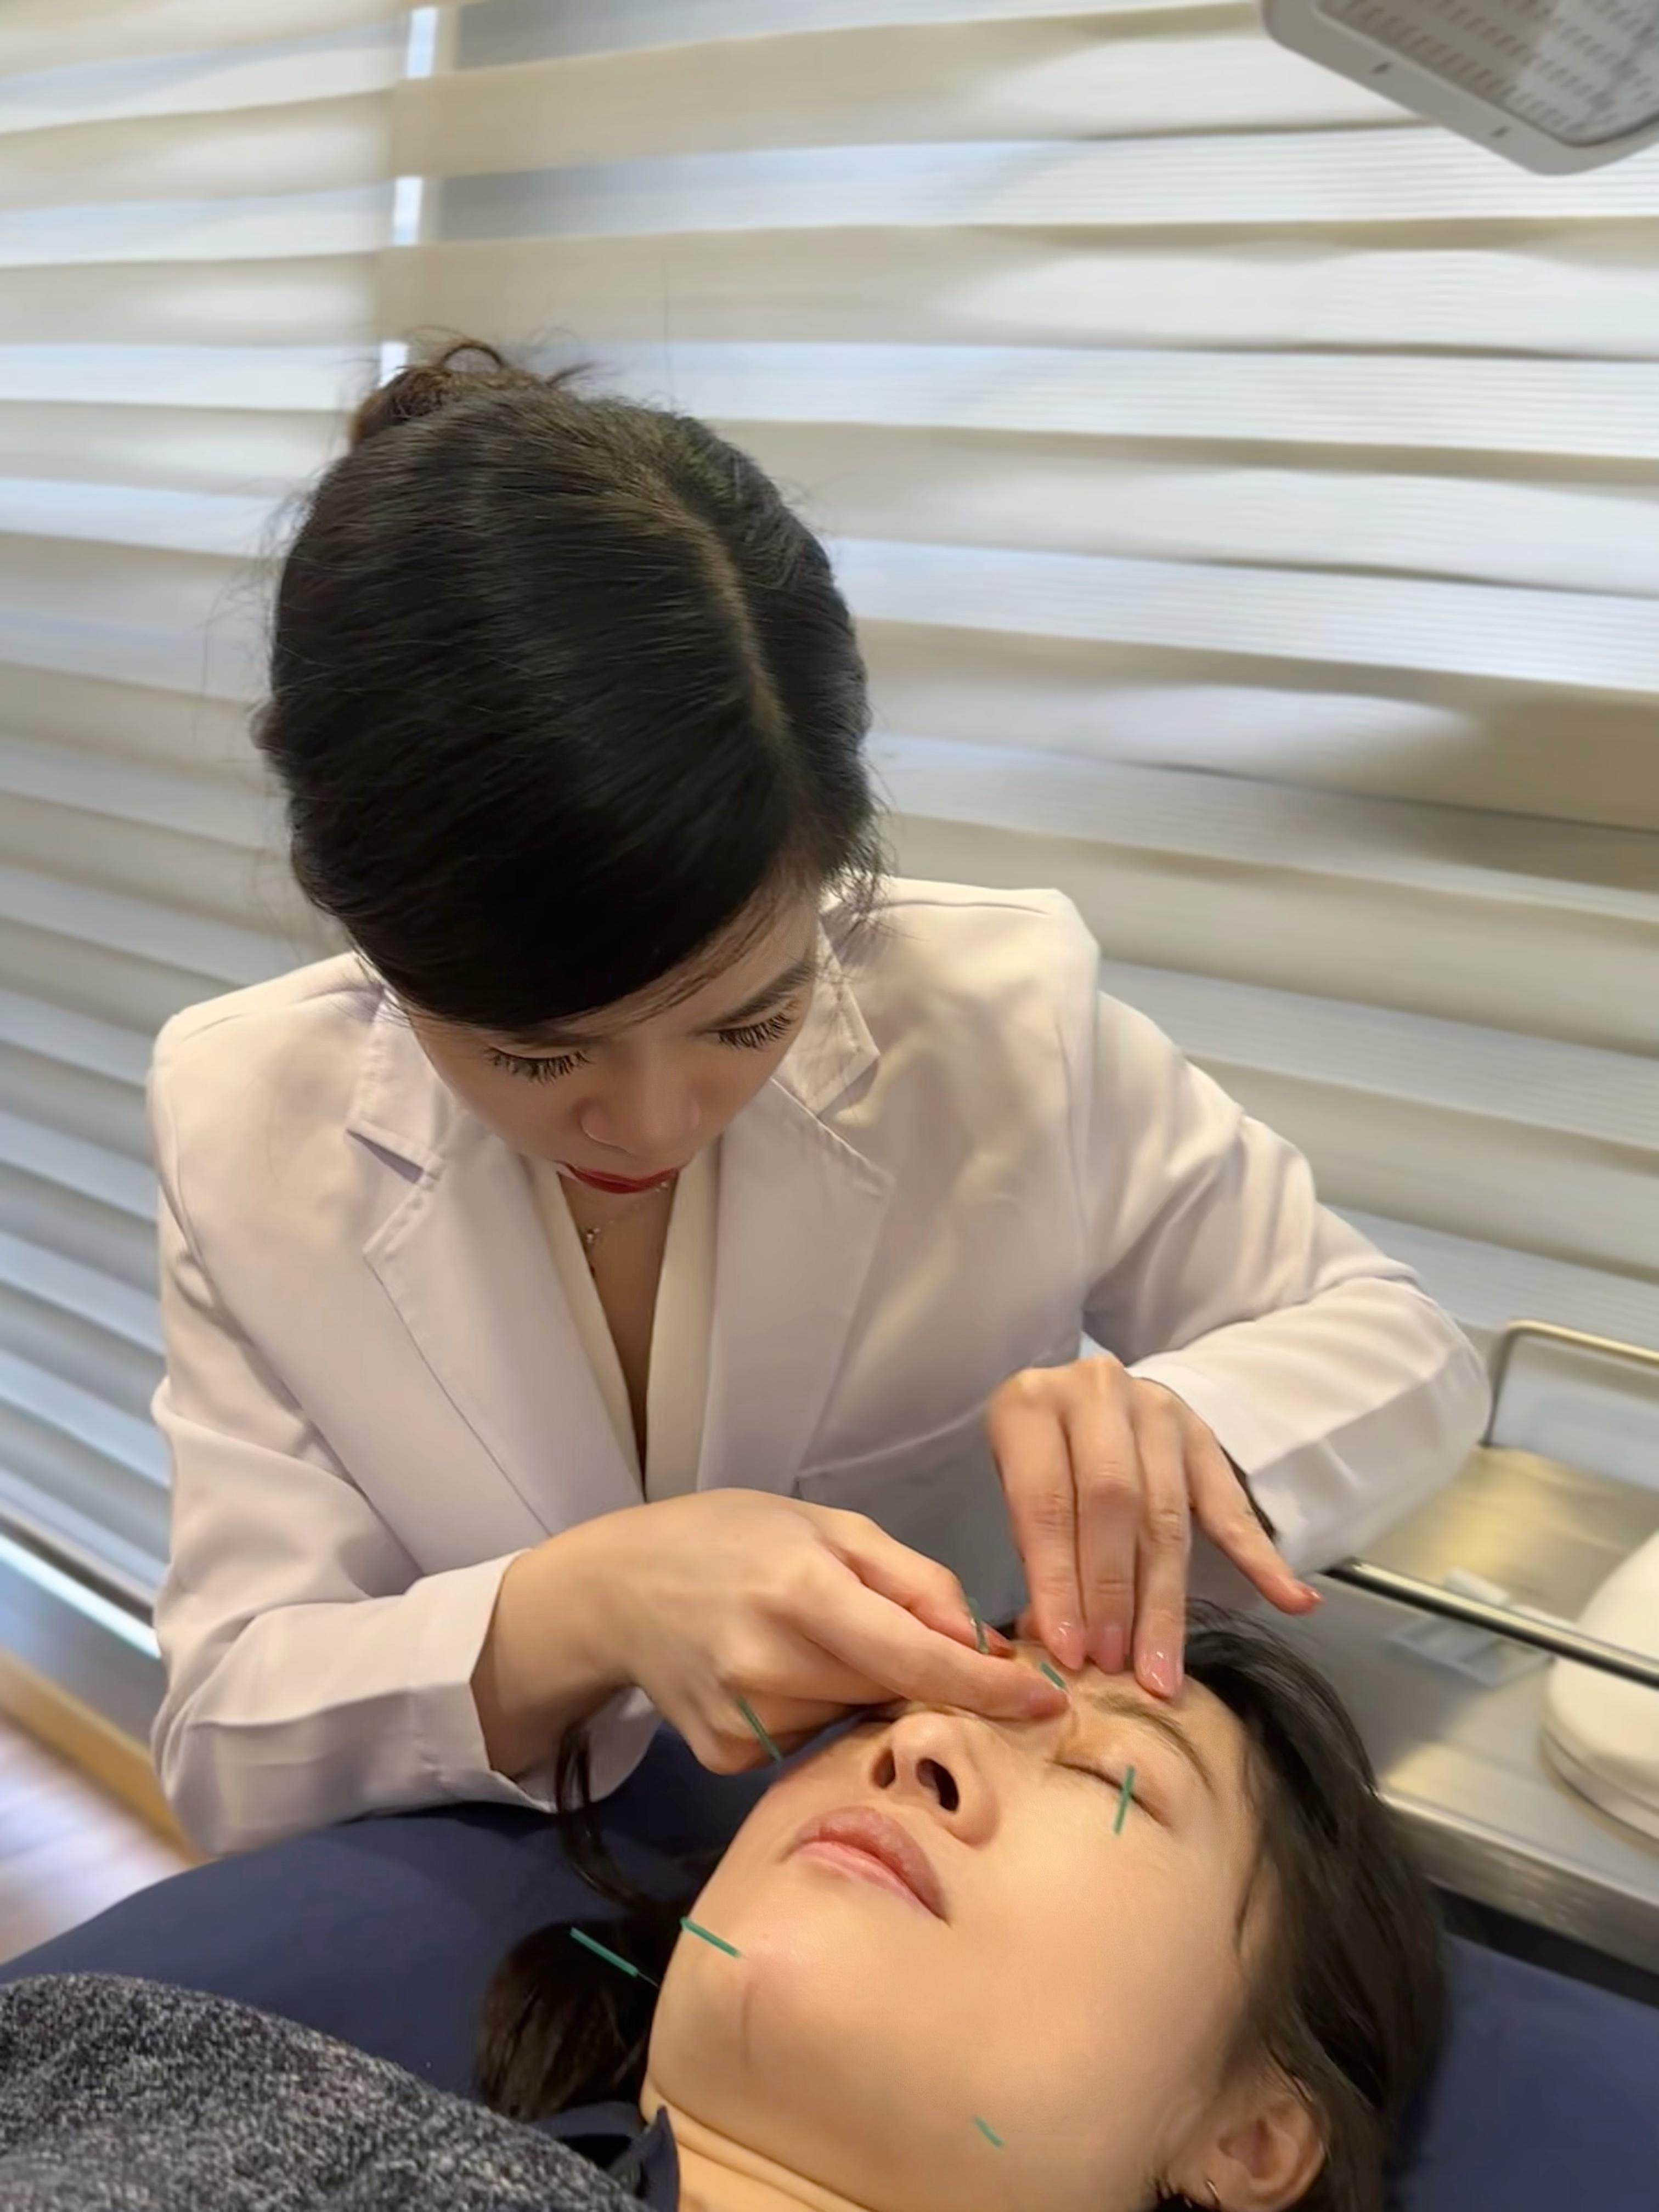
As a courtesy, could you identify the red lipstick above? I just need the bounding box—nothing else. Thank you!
[559,1164,679,1195]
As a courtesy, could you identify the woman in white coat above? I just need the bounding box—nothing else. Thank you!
[150,342,1488,1855]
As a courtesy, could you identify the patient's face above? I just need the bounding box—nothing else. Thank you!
[642,1657,1272,2212]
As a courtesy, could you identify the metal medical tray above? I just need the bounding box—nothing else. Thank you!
[1283,1322,1659,1973]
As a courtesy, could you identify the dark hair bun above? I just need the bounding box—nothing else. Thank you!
[349,338,540,450]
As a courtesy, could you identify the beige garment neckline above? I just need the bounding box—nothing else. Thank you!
[531,1144,719,1501]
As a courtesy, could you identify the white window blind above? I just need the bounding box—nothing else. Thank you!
[8,0,1659,1607]
[0,0,400,1602]
[396,3,1659,1362]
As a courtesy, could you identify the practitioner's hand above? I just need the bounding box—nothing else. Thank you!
[988,1356,1320,1699]
[549,1489,1067,1774]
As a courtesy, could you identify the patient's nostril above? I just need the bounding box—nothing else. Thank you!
[872,1747,898,1788]
[919,1758,960,1813]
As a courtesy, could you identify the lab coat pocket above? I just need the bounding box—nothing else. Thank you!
[795,1404,1026,1627]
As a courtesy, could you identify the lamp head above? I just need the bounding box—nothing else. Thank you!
[1263,0,1659,170]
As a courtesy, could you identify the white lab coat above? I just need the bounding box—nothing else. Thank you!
[149,881,1487,1853]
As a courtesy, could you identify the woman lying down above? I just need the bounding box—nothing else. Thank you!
[0,1612,1442,2212]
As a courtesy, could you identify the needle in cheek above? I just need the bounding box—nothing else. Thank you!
[681,1918,742,1959]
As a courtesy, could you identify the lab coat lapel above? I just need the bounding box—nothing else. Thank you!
[350,1002,637,1534]
[701,947,892,1496]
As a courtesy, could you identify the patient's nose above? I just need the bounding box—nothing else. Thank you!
[867,1709,997,1844]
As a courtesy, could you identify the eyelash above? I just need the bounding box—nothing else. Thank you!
[484,1006,799,1083]
[1062,1764,1144,1818]
[715,1009,797,1051]
[485,1048,585,1084]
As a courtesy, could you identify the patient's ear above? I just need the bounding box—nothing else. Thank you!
[1176,2070,1324,2211]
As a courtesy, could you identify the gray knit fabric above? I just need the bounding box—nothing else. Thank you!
[0,1974,640,2211]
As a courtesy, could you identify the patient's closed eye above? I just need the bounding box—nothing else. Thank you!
[1061,1763,1147,1818]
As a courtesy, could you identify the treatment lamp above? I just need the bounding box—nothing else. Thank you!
[1262,0,1659,168]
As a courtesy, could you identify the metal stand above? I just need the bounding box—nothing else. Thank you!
[1322,1559,1659,1692]
[1330,1317,1659,1695]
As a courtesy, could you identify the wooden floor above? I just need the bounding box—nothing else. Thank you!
[0,1717,192,1964]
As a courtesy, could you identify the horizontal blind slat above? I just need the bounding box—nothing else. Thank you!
[1,188,390,272]
[0,661,249,757]
[548,340,1659,464]
[0,1165,159,1293]
[0,20,404,132]
[0,1443,168,1589]
[0,606,262,701]
[0,343,366,410]
[384,229,1659,358]
[0,1046,148,1163]
[0,1284,160,1423]
[0,253,380,346]
[456,1,1233,74]
[1341,1209,1659,1355]
[890,804,1659,1057]
[0,921,240,1036]
[0,988,150,1085]
[860,632,1659,832]
[0,863,297,984]
[3,92,390,212]
[1096,957,1659,1158]
[0,797,307,937]
[0,2,403,76]
[837,536,1659,693]
[398,26,1393,178]
[430,132,1659,232]
[737,430,1659,597]
[881,740,1659,922]
[0,401,335,493]
[0,1435,168,1590]
[0,1229,160,1354]
[0,1109,153,1218]
[0,733,268,845]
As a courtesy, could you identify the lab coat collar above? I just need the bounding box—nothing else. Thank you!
[772,924,878,1117]
[345,994,460,1177]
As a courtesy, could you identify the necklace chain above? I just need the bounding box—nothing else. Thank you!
[575,1176,677,1267]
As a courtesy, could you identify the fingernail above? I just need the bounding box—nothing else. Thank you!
[987,1626,1014,1655]
[1094,1624,1127,1676]
[1299,1583,1323,1606]
[1144,1645,1181,1698]
[1056,1620,1085,1670]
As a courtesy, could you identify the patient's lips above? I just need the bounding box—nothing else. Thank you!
[791,1807,947,1920]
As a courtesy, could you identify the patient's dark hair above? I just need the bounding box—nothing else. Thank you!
[258,337,880,1035]
[476,1610,1444,2212]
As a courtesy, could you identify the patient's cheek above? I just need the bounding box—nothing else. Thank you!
[647,1910,911,2186]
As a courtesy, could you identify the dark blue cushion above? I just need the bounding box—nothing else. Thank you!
[0,1733,770,2097]
[1400,1937,1659,2211]
[4,1734,1655,2209]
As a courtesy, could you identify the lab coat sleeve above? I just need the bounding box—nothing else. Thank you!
[1073,984,1490,1574]
[149,1177,653,1855]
